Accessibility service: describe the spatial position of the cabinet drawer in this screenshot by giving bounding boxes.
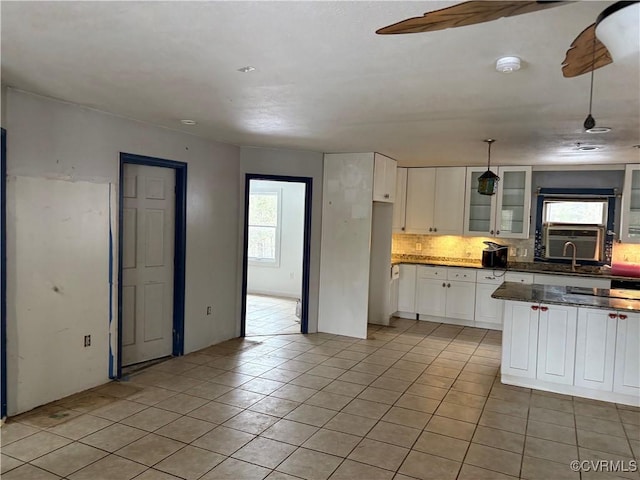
[505,272,534,284]
[447,268,476,283]
[476,270,503,285]
[417,266,447,280]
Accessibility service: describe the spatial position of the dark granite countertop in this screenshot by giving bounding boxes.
[491,282,640,312]
[391,255,636,280]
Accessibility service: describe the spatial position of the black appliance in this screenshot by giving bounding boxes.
[482,241,508,268]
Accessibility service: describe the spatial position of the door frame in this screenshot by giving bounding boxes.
[241,174,312,336]
[1,128,6,417]
[116,152,187,378]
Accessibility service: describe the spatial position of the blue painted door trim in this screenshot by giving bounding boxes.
[1,128,6,417]
[117,153,187,378]
[241,174,312,336]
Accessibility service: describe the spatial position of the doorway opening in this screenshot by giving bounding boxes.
[241,175,312,337]
[117,153,187,378]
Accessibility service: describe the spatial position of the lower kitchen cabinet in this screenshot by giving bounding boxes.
[503,301,577,383]
[614,311,640,396]
[536,304,577,385]
[575,308,617,391]
[475,270,504,329]
[397,264,417,315]
[502,301,539,379]
[575,308,640,396]
[416,267,475,321]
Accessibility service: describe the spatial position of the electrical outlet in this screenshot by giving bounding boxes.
[416,243,422,251]
[84,335,91,347]
[206,306,212,315]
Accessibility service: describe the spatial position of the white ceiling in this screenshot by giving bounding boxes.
[1,1,639,167]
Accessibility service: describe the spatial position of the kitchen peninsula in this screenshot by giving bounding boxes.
[493,282,640,407]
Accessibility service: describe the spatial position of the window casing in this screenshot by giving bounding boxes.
[248,189,281,266]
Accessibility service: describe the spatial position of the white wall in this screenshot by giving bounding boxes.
[318,153,374,339]
[239,147,323,333]
[247,180,304,299]
[5,89,240,415]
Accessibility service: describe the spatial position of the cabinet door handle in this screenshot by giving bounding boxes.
[496,230,500,235]
[540,306,548,312]
[490,230,494,235]
[485,276,495,280]
[609,313,618,319]
[401,227,405,231]
[434,228,437,232]
[531,305,539,311]
[619,314,628,320]
[447,283,451,288]
[429,227,433,232]
[384,193,390,198]
[442,282,446,288]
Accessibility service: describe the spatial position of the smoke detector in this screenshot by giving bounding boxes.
[496,56,521,73]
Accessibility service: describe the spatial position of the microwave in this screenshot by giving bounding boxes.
[544,225,602,261]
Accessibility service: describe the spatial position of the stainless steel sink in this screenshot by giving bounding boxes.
[565,286,640,301]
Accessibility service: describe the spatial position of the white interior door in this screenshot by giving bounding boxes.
[122,164,175,366]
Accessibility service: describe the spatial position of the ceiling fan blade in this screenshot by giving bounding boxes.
[376,1,569,35]
[562,23,613,78]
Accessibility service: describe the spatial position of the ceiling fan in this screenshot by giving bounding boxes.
[376,1,639,78]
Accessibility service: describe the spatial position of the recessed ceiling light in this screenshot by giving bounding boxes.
[576,143,601,151]
[585,126,612,133]
[237,66,256,73]
[496,56,521,73]
[180,119,197,126]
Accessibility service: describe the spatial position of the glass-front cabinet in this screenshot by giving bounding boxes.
[464,166,532,239]
[621,164,640,243]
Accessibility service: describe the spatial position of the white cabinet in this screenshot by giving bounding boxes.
[405,167,466,235]
[464,166,532,239]
[392,167,408,232]
[621,164,640,243]
[537,304,577,385]
[502,301,539,379]
[416,266,475,321]
[533,274,610,289]
[373,153,397,203]
[397,264,417,314]
[475,271,504,329]
[503,300,577,382]
[614,311,640,396]
[416,266,447,317]
[575,308,618,391]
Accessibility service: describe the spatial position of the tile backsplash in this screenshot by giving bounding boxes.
[393,234,640,266]
[392,234,534,263]
[612,243,640,265]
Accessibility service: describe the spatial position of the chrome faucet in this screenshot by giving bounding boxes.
[563,241,579,272]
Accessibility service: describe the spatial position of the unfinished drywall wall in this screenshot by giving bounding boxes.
[239,147,323,334]
[5,89,240,415]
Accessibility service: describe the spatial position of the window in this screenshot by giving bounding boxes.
[248,189,281,265]
[543,200,607,225]
[534,188,616,265]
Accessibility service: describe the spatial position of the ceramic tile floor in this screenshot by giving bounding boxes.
[246,294,300,336]
[1,318,639,480]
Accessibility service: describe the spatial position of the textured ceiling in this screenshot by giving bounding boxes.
[1,1,639,167]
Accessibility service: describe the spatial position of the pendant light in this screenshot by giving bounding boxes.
[583,29,597,130]
[478,139,500,196]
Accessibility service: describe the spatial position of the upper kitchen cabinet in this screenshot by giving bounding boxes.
[372,153,397,203]
[621,164,640,243]
[405,167,466,235]
[464,166,532,239]
[392,167,407,232]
